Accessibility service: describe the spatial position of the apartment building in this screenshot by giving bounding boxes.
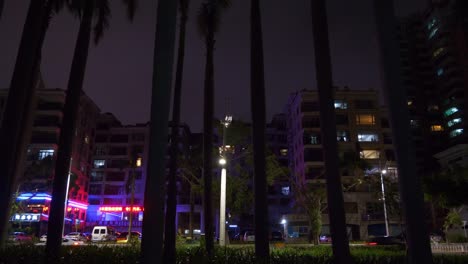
[0,88,100,233]
[284,88,398,240]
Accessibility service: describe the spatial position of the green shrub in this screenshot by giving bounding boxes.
[1,245,468,264]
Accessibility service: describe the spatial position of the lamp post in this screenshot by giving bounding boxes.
[281,218,287,241]
[380,169,390,237]
[219,115,232,246]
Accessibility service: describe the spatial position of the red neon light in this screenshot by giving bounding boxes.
[99,206,144,212]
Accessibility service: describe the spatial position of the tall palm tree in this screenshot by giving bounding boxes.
[0,0,59,248]
[250,0,269,262]
[373,1,433,263]
[140,0,178,263]
[45,0,136,261]
[310,1,353,263]
[163,0,190,263]
[198,0,230,256]
[0,0,4,19]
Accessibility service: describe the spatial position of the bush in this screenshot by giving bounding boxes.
[1,245,468,264]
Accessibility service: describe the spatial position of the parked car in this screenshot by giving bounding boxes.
[270,231,284,241]
[64,232,87,241]
[366,235,405,248]
[243,230,255,242]
[91,226,118,242]
[9,232,32,242]
[35,238,84,246]
[116,231,142,243]
[319,234,332,243]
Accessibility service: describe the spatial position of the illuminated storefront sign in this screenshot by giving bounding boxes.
[98,206,144,212]
[11,213,41,222]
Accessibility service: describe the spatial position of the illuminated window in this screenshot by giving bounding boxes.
[430,125,444,132]
[356,114,376,125]
[280,149,288,156]
[337,131,350,142]
[357,133,379,142]
[449,129,464,138]
[447,118,462,127]
[38,149,54,160]
[359,150,380,159]
[437,68,444,76]
[93,159,106,168]
[433,47,445,57]
[334,100,348,110]
[407,100,413,106]
[281,186,290,196]
[444,107,459,117]
[84,136,90,144]
[428,27,439,39]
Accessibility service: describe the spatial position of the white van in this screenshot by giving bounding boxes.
[91,226,117,242]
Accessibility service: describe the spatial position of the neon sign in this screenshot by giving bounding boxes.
[99,206,144,212]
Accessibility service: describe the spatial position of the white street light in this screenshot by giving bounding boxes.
[219,115,232,246]
[380,168,390,237]
[281,219,286,225]
[219,158,227,166]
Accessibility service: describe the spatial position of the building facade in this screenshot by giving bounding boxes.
[0,88,100,234]
[284,88,398,240]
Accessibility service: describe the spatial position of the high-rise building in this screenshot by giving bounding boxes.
[86,113,198,232]
[399,0,468,168]
[284,88,397,239]
[0,88,100,234]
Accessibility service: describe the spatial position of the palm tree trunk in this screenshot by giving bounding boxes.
[202,13,215,258]
[127,167,136,239]
[373,1,433,263]
[310,1,353,263]
[45,0,93,262]
[140,0,178,263]
[0,0,4,20]
[163,2,189,263]
[0,0,47,249]
[189,186,194,239]
[250,0,269,262]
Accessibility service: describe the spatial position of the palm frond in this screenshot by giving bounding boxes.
[121,0,137,21]
[67,0,85,18]
[93,0,111,44]
[179,0,189,15]
[197,0,231,37]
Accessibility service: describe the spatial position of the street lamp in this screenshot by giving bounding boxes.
[219,115,232,246]
[380,169,390,237]
[281,218,287,240]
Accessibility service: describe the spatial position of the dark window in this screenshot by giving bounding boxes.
[335,114,349,125]
[95,134,107,143]
[109,159,129,169]
[383,133,392,144]
[385,149,396,161]
[104,185,124,195]
[109,147,127,156]
[89,184,102,195]
[381,118,390,128]
[31,132,58,144]
[90,171,104,182]
[110,134,128,143]
[301,102,319,112]
[106,171,126,182]
[337,130,350,142]
[33,115,61,127]
[355,100,374,109]
[302,117,320,128]
[305,167,324,179]
[304,149,323,162]
[132,133,145,141]
[37,101,63,111]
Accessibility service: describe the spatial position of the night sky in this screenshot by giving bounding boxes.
[0,0,427,131]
